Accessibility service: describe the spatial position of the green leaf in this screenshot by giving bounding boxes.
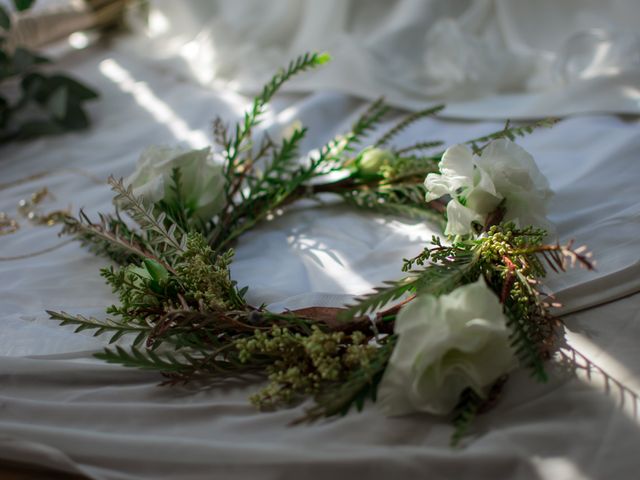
[50,74,99,100]
[11,47,47,74]
[0,94,9,128]
[20,72,46,100]
[14,119,64,139]
[375,105,444,147]
[0,49,9,68]
[46,86,68,119]
[58,103,89,129]
[0,5,10,30]
[143,259,169,283]
[316,52,331,65]
[450,388,483,447]
[13,0,36,12]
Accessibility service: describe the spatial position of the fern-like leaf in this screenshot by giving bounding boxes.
[395,141,444,156]
[48,310,149,346]
[463,118,559,154]
[375,105,444,147]
[109,176,187,257]
[95,345,201,372]
[342,248,479,319]
[450,388,483,447]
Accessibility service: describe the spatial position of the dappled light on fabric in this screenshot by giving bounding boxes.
[99,58,210,147]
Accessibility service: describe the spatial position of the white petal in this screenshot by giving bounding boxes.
[378,279,517,416]
[465,170,502,215]
[424,173,455,201]
[444,199,481,236]
[439,144,476,191]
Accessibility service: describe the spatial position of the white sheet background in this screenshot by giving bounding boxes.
[124,0,640,118]
[1,1,640,478]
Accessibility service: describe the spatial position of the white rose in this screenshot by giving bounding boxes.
[378,278,517,416]
[424,139,553,236]
[123,145,226,221]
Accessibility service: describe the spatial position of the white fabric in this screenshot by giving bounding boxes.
[122,0,640,118]
[1,5,640,479]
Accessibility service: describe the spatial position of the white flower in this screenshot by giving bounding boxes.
[424,139,553,236]
[378,278,517,416]
[123,145,226,221]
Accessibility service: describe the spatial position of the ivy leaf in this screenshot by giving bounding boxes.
[12,0,36,12]
[0,5,10,30]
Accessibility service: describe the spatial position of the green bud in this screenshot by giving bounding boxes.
[357,147,395,175]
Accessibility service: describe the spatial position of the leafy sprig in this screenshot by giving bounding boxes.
[0,0,99,143]
[375,105,444,147]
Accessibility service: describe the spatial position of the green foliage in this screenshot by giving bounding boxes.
[0,6,10,30]
[236,325,376,409]
[450,388,483,447]
[394,141,444,156]
[13,0,36,11]
[221,52,329,185]
[475,224,593,382]
[295,335,397,423]
[463,118,559,155]
[212,95,390,252]
[375,105,444,147]
[60,209,152,265]
[48,310,150,346]
[175,233,244,311]
[109,176,187,260]
[155,168,192,232]
[95,345,204,373]
[342,240,480,319]
[0,0,99,144]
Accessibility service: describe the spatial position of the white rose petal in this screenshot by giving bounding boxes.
[424,139,553,235]
[378,278,517,416]
[122,145,226,221]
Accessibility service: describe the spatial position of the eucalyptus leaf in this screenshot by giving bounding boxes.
[12,0,36,12]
